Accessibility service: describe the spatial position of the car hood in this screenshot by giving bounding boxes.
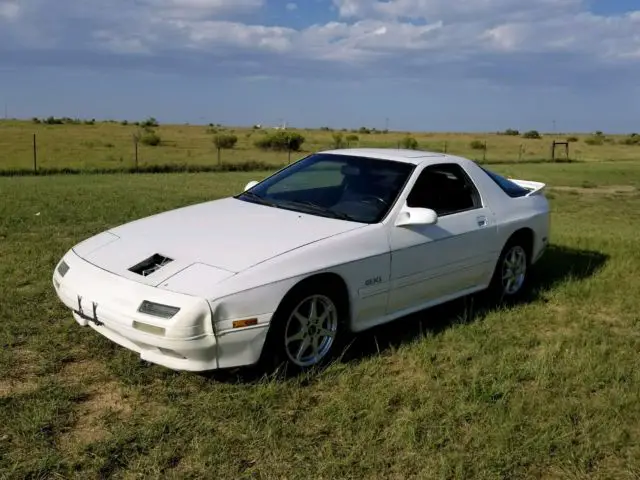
[72,197,365,287]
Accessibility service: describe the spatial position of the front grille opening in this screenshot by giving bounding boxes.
[129,254,174,277]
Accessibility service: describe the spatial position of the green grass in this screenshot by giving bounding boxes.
[1,119,639,172]
[2,162,640,478]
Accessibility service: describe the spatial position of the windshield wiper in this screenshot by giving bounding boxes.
[283,200,357,221]
[238,191,279,207]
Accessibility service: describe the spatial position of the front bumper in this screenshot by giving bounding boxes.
[53,250,270,372]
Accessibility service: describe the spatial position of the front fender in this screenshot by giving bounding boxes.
[209,274,306,332]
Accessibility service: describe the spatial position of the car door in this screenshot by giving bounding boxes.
[387,162,498,313]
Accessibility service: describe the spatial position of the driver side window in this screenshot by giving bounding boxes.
[406,163,482,216]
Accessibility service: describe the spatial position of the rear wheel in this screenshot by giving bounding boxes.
[488,237,531,301]
[259,282,348,375]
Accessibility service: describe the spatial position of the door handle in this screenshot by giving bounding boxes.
[477,215,487,227]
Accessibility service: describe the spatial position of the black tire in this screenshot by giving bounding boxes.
[258,280,349,376]
[487,236,531,303]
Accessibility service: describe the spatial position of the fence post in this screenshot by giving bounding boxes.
[443,141,448,153]
[518,144,523,161]
[33,133,37,173]
[133,134,139,169]
[482,140,487,162]
[217,147,221,166]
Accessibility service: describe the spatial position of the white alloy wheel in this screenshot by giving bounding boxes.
[501,245,528,295]
[283,294,338,367]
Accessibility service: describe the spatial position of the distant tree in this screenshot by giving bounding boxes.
[522,130,542,139]
[331,132,346,148]
[255,131,305,151]
[619,134,640,145]
[213,133,238,165]
[470,140,486,150]
[400,136,418,150]
[141,117,159,128]
[213,133,238,149]
[345,134,359,147]
[139,127,161,146]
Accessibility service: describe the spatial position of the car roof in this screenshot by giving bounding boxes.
[320,148,454,166]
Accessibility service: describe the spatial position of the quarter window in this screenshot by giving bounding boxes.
[406,163,482,216]
[479,166,531,198]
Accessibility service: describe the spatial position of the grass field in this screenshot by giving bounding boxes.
[1,119,639,171]
[2,161,640,478]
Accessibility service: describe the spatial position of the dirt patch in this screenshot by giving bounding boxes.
[0,348,43,398]
[0,378,39,398]
[550,185,636,195]
[58,380,133,449]
[9,348,41,373]
[58,358,106,382]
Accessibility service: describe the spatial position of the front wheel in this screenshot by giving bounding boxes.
[259,283,348,375]
[283,293,339,368]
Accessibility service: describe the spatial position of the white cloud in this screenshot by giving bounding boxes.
[174,20,295,52]
[0,0,639,87]
[143,0,264,19]
[0,1,20,20]
[286,2,298,11]
[332,0,582,21]
[93,31,154,54]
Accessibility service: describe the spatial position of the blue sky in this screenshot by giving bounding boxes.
[0,0,639,132]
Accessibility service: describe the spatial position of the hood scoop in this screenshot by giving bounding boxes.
[128,253,174,277]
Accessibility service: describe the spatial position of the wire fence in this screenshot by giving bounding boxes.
[3,127,637,176]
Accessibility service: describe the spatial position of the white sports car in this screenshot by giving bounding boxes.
[52,148,550,373]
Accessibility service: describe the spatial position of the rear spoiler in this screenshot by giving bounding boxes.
[509,178,547,197]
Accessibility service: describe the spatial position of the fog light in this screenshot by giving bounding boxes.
[132,321,166,336]
[138,300,180,319]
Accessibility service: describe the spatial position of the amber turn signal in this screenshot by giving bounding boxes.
[232,318,258,328]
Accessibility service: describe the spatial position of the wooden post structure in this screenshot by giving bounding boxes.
[551,141,570,162]
[518,144,524,161]
[33,133,37,173]
[482,140,487,162]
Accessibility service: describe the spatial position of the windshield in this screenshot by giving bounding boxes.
[235,153,415,223]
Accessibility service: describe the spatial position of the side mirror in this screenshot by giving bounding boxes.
[244,180,259,191]
[395,206,438,227]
